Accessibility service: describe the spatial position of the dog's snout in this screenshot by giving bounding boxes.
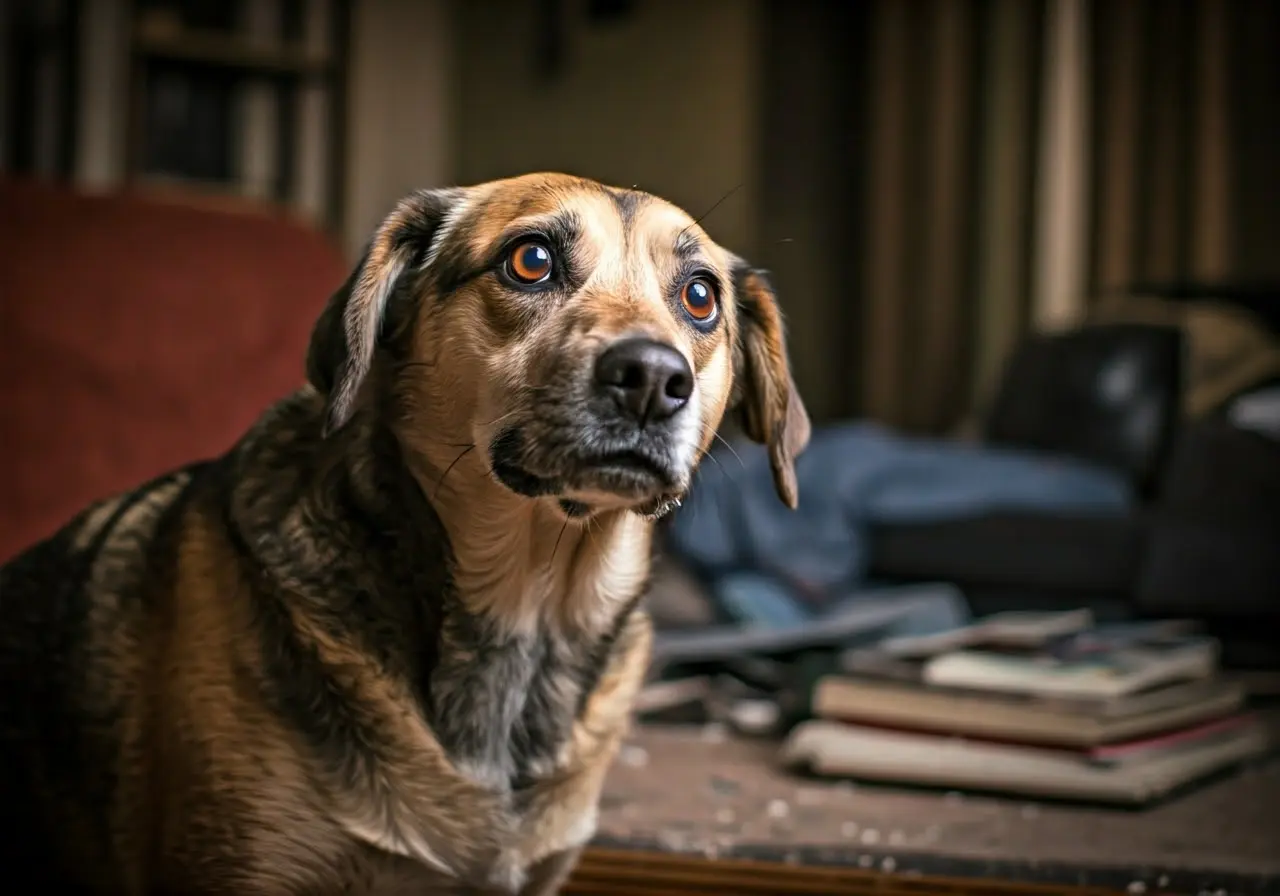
[594,338,693,425]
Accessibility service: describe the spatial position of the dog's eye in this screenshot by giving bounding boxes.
[506,241,555,284]
[680,278,718,323]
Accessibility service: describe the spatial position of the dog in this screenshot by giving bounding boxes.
[0,172,809,894]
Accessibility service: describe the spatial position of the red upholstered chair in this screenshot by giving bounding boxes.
[0,177,349,561]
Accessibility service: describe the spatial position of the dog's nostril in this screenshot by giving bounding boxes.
[595,337,694,425]
[665,369,693,401]
[615,362,646,392]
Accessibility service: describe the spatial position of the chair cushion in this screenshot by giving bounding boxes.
[1136,415,1280,616]
[982,323,1183,491]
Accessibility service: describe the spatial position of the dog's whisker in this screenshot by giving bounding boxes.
[712,430,745,469]
[550,516,572,564]
[434,444,476,498]
[477,408,521,428]
[679,183,743,241]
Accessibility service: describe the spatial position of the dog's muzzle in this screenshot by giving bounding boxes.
[488,337,698,515]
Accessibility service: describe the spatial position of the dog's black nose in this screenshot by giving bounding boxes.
[594,338,693,425]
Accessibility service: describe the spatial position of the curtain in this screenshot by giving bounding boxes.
[858,0,1043,434]
[1089,0,1279,294]
[850,0,1275,435]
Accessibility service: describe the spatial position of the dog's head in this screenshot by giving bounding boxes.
[307,173,809,519]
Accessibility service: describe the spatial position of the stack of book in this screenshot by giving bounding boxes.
[635,584,968,726]
[781,610,1272,805]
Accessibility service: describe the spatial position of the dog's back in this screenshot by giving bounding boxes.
[0,450,372,893]
[0,464,204,887]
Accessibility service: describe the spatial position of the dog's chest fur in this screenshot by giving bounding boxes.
[432,616,583,784]
[322,601,645,894]
[338,636,626,893]
[331,578,645,891]
[228,395,650,891]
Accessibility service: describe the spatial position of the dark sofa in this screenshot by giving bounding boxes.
[867,318,1280,667]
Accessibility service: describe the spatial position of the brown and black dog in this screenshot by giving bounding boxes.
[0,173,809,894]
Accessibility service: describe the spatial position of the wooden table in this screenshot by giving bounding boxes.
[565,726,1280,896]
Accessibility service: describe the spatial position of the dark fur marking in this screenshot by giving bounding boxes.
[574,593,646,718]
[672,230,704,264]
[221,405,452,786]
[609,188,644,229]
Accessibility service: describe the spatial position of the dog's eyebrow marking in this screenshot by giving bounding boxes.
[659,230,715,280]
[467,208,590,298]
[672,231,705,264]
[489,209,583,262]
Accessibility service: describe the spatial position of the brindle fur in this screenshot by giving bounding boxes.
[0,173,809,895]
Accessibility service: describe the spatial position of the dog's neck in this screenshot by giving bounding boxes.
[396,433,655,788]
[232,392,654,788]
[406,450,654,642]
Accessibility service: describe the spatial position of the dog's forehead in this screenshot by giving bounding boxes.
[458,176,723,271]
[577,193,718,276]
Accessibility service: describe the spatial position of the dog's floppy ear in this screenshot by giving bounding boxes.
[307,187,464,435]
[728,255,811,509]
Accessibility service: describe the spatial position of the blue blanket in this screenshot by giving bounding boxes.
[666,422,1133,620]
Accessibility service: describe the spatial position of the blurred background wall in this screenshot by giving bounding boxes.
[4,0,1277,434]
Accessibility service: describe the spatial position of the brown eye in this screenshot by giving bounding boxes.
[507,241,554,284]
[680,278,717,323]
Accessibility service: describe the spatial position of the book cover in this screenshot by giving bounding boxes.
[810,673,1247,747]
[921,633,1219,700]
[781,716,1270,805]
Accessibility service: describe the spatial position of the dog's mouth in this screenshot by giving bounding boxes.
[488,427,686,516]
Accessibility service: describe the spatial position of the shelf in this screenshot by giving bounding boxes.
[122,3,350,236]
[132,23,334,78]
